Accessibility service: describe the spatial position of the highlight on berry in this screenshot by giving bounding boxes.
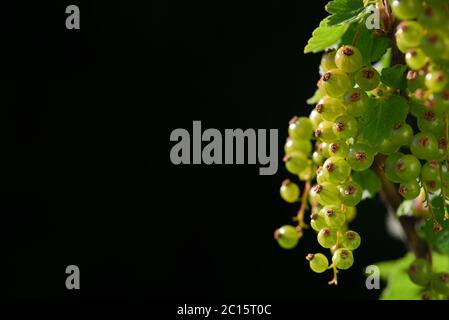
[275,0,449,300]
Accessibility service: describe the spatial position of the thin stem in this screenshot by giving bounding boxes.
[421,178,440,229]
[296,181,311,229]
[328,264,339,286]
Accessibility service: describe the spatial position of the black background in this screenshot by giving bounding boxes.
[3,0,406,300]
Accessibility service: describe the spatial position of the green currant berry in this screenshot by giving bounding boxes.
[390,0,422,20]
[323,157,352,184]
[284,137,312,155]
[288,116,314,140]
[410,132,439,160]
[321,205,346,229]
[378,138,400,155]
[405,48,428,71]
[284,152,308,175]
[425,70,448,93]
[309,109,324,129]
[275,225,301,250]
[343,88,369,117]
[385,152,405,183]
[312,183,341,206]
[348,143,375,171]
[333,115,359,140]
[338,181,363,207]
[391,122,414,146]
[421,32,446,60]
[408,258,432,286]
[341,230,361,250]
[395,21,423,48]
[335,45,363,73]
[319,69,352,98]
[354,66,380,91]
[306,253,329,273]
[328,141,349,158]
[315,96,346,121]
[315,120,337,143]
[399,180,421,200]
[317,227,337,249]
[332,248,354,270]
[431,273,449,295]
[280,179,300,203]
[321,50,337,72]
[310,210,327,232]
[394,154,422,182]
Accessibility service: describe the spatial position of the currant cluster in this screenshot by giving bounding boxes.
[275,0,449,288]
[408,258,449,299]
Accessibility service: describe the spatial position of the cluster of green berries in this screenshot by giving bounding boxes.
[275,0,449,286]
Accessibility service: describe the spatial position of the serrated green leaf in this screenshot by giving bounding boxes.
[341,24,390,64]
[325,0,365,26]
[306,89,323,105]
[381,64,408,90]
[304,17,349,54]
[352,169,381,199]
[359,95,409,147]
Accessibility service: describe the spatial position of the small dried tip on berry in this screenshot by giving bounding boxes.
[274,229,281,240]
[437,74,446,82]
[306,253,315,261]
[322,228,330,236]
[434,223,443,233]
[398,186,407,196]
[393,122,402,130]
[322,72,332,82]
[316,104,324,113]
[336,122,345,132]
[419,137,430,147]
[310,213,318,221]
[282,154,291,162]
[330,144,339,153]
[355,152,367,162]
[342,46,354,56]
[430,160,439,169]
[326,162,336,173]
[314,129,322,138]
[409,264,418,276]
[442,90,449,100]
[426,180,437,190]
[424,111,435,121]
[289,116,299,125]
[346,231,356,240]
[281,179,291,186]
[440,273,449,282]
[395,162,405,172]
[345,185,356,195]
[325,209,335,217]
[350,92,361,102]
[407,70,417,80]
[429,34,439,44]
[363,69,374,79]
[340,250,349,259]
[421,292,431,300]
[439,138,448,149]
[313,184,323,194]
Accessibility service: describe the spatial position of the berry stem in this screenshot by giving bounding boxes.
[420,178,440,229]
[328,263,339,286]
[296,181,311,229]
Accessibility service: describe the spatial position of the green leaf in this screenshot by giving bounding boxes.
[341,24,391,64]
[374,48,392,73]
[306,89,323,105]
[374,252,449,300]
[304,17,349,54]
[352,169,381,199]
[359,95,409,147]
[381,65,408,90]
[325,0,365,26]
